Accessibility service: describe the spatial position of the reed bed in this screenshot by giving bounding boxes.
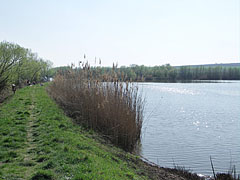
[48,62,144,151]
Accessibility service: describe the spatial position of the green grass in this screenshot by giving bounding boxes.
[0,85,148,180]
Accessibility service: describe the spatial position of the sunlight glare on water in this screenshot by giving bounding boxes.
[138,81,240,176]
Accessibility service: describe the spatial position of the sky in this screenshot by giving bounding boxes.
[0,0,239,67]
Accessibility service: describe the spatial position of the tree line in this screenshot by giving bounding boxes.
[55,63,240,82]
[117,64,240,81]
[0,41,53,100]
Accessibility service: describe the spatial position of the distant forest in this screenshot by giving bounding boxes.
[54,63,240,81]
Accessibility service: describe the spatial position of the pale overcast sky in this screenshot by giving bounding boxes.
[0,0,239,67]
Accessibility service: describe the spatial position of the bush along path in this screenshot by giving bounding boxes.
[0,85,191,180]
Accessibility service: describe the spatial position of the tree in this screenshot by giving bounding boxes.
[0,41,53,96]
[0,41,26,92]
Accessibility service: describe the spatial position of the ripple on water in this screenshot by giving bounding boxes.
[140,81,240,176]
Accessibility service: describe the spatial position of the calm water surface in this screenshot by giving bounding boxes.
[139,81,240,176]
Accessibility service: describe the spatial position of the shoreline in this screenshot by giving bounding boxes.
[0,85,237,180]
[0,85,191,179]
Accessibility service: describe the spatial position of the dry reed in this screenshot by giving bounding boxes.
[48,62,144,151]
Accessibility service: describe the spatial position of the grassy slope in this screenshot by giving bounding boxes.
[0,85,149,180]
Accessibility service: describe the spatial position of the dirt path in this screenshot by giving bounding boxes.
[23,105,36,177]
[21,90,39,179]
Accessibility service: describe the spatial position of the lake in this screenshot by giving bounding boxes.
[138,81,240,176]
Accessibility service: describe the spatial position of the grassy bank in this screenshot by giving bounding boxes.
[0,85,145,179]
[0,85,192,180]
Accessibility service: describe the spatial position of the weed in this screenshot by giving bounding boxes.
[210,156,240,180]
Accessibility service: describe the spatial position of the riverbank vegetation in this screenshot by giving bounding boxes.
[0,85,146,179]
[0,85,238,179]
[0,41,53,102]
[0,85,195,180]
[48,62,144,151]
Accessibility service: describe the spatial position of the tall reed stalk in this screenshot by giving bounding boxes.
[48,62,144,151]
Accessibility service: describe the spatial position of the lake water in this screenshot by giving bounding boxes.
[138,81,240,176]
